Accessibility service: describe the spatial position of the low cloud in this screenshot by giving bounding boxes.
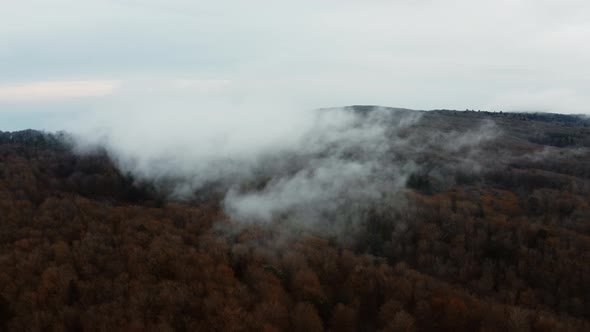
[70,98,498,234]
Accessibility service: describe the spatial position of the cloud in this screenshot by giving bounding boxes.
[1,0,590,115]
[70,100,498,234]
[0,80,120,102]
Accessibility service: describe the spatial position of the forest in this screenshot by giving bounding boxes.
[1,108,590,331]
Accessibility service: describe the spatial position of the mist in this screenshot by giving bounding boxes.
[68,86,499,232]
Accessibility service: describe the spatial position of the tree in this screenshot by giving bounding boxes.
[291,302,324,332]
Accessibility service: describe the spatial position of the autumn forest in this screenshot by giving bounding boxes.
[1,108,590,331]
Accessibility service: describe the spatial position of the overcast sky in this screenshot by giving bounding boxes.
[1,0,589,130]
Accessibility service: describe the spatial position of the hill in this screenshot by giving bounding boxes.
[0,108,589,331]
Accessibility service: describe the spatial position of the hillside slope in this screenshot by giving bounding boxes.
[1,108,589,331]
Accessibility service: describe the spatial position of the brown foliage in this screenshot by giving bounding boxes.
[1,133,590,331]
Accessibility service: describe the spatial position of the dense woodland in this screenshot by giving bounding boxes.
[1,110,590,331]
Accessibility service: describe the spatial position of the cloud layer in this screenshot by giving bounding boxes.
[1,0,589,120]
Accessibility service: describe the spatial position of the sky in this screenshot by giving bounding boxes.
[1,0,589,130]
